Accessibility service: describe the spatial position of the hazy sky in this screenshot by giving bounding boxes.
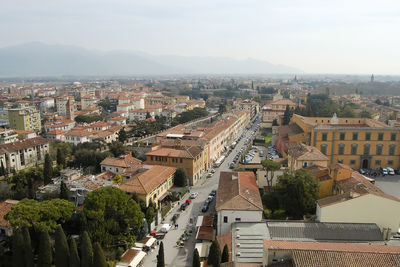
[1,0,400,74]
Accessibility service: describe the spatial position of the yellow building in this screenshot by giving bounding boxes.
[119,165,176,208]
[288,114,400,169]
[8,107,41,132]
[146,143,207,186]
[305,165,333,199]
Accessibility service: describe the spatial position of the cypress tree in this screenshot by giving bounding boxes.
[43,154,53,184]
[80,231,93,267]
[22,227,34,267]
[221,244,229,263]
[207,239,221,267]
[192,248,200,267]
[55,225,70,267]
[12,229,24,267]
[0,160,5,176]
[60,181,70,200]
[157,241,165,267]
[37,230,52,267]
[57,148,66,167]
[69,238,80,267]
[93,242,107,267]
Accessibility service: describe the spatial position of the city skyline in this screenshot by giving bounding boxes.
[2,0,400,74]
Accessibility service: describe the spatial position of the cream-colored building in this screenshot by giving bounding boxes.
[262,99,297,124]
[317,171,400,232]
[288,144,329,170]
[120,165,176,208]
[8,106,41,132]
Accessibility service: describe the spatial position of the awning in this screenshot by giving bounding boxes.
[195,242,212,258]
[117,248,146,267]
[196,226,214,241]
[129,250,146,267]
[135,236,156,248]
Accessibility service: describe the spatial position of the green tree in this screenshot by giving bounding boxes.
[145,201,156,224]
[12,229,24,267]
[339,105,356,117]
[22,227,34,267]
[112,174,123,185]
[221,244,229,263]
[69,238,80,267]
[60,181,70,200]
[218,104,227,114]
[261,160,281,191]
[359,110,372,118]
[83,187,144,247]
[275,169,319,219]
[57,148,66,167]
[282,105,292,125]
[43,153,53,184]
[208,239,221,267]
[174,167,188,187]
[0,160,5,176]
[118,128,128,143]
[6,198,75,233]
[74,115,103,124]
[193,248,200,267]
[157,241,165,267]
[109,141,126,157]
[37,230,52,267]
[375,99,383,105]
[80,231,93,267]
[55,225,70,267]
[93,242,107,267]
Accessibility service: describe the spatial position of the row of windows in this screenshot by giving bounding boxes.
[346,159,394,166]
[321,132,396,141]
[223,216,241,223]
[150,156,183,163]
[320,144,396,156]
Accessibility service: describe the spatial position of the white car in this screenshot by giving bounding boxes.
[387,167,395,175]
[190,192,199,199]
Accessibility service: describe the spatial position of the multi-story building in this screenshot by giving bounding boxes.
[145,142,207,186]
[235,98,260,119]
[280,114,400,169]
[56,95,75,120]
[216,171,263,235]
[81,96,98,110]
[120,165,176,208]
[262,99,297,124]
[0,136,49,171]
[8,106,41,132]
[0,129,18,144]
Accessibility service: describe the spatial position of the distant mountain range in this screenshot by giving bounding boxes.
[0,42,302,77]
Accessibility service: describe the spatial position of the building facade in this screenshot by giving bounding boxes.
[8,107,41,132]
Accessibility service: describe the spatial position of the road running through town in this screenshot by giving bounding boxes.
[141,116,261,267]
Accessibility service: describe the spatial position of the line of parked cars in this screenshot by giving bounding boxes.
[359,167,398,177]
[202,190,216,212]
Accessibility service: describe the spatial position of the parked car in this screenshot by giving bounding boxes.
[359,168,366,175]
[201,205,209,212]
[159,224,171,233]
[185,199,192,205]
[387,167,395,175]
[190,192,199,199]
[229,162,235,169]
[381,167,388,175]
[210,189,217,196]
[151,231,166,239]
[208,195,214,202]
[211,169,216,173]
[180,203,187,211]
[207,172,213,178]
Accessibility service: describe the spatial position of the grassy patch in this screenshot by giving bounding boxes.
[264,133,272,145]
[161,202,172,218]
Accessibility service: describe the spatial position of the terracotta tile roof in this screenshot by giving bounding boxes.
[46,130,67,135]
[0,137,48,152]
[292,250,400,267]
[100,154,142,168]
[330,163,352,170]
[196,226,214,241]
[216,171,263,211]
[318,171,400,207]
[108,116,125,121]
[217,232,232,262]
[90,121,108,127]
[263,240,400,253]
[0,199,19,227]
[296,145,328,161]
[146,146,201,159]
[91,130,114,139]
[120,165,175,194]
[64,130,93,137]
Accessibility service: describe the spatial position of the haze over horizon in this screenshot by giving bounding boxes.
[2,0,400,75]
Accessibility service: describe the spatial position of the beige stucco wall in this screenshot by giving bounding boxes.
[317,193,400,232]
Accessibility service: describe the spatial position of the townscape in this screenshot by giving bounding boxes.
[2,1,400,267]
[0,75,399,267]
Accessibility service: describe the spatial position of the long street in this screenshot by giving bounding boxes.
[142,116,260,267]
